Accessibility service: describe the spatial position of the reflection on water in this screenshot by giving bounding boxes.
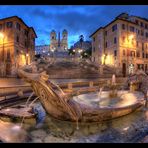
[0,92,147,143]
[0,104,148,143]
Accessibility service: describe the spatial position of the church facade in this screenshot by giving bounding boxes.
[50,29,68,52]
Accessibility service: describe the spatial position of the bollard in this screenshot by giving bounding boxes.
[89,81,93,88]
[17,89,24,97]
[68,83,73,90]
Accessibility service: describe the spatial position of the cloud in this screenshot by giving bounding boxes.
[0,5,148,47]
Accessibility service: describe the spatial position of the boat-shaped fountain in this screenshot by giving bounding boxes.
[16,67,145,125]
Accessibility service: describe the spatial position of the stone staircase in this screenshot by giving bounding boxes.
[36,59,123,79]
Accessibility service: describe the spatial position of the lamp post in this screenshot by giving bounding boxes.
[26,53,29,65]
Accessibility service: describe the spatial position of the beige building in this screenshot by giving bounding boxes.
[50,29,68,51]
[90,13,148,76]
[0,16,37,77]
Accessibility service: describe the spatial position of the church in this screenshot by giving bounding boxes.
[50,29,68,52]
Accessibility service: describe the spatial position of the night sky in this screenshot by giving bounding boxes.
[0,5,148,48]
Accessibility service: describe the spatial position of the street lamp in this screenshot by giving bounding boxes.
[26,53,29,65]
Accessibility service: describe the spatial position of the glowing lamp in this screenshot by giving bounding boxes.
[0,32,4,39]
[128,34,134,40]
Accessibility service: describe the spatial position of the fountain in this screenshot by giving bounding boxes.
[108,74,118,98]
[17,68,145,124]
[0,66,147,143]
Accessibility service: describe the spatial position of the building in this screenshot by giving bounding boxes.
[73,40,92,54]
[90,13,148,76]
[35,45,50,56]
[50,29,68,52]
[0,16,37,77]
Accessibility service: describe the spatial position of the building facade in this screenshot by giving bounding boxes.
[0,16,37,77]
[35,45,50,56]
[50,29,68,52]
[90,13,148,76]
[73,40,92,52]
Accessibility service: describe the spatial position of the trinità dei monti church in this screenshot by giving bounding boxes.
[49,29,68,52]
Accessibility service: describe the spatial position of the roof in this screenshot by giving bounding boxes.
[89,13,148,38]
[0,15,37,38]
[89,27,103,38]
[30,27,37,38]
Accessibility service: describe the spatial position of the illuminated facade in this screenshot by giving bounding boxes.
[50,29,68,52]
[90,13,148,76]
[35,45,50,55]
[0,16,37,77]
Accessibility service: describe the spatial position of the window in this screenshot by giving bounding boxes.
[142,43,144,51]
[114,50,117,56]
[0,24,2,30]
[93,37,95,42]
[136,41,139,47]
[141,30,144,36]
[6,22,13,28]
[114,37,117,44]
[140,22,143,27]
[142,53,145,58]
[112,24,117,32]
[16,36,19,42]
[146,32,148,38]
[122,24,125,30]
[123,50,125,56]
[122,36,125,42]
[24,29,29,37]
[137,52,140,58]
[52,36,54,39]
[105,31,107,36]
[130,51,135,57]
[137,29,140,35]
[145,24,148,29]
[105,42,107,48]
[135,20,139,25]
[16,23,21,30]
[130,26,135,32]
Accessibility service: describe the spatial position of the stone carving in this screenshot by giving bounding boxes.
[127,70,148,97]
[18,68,144,123]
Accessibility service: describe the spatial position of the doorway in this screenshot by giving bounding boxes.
[6,62,11,76]
[122,63,126,77]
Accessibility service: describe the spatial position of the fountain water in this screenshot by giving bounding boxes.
[109,74,118,98]
[25,92,34,107]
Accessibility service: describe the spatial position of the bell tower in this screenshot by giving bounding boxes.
[61,29,68,51]
[50,30,57,50]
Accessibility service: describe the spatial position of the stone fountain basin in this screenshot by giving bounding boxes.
[70,91,145,122]
[0,106,36,124]
[73,91,144,108]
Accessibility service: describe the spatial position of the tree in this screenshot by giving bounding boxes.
[81,47,92,59]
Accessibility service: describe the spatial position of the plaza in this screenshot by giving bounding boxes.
[0,6,148,143]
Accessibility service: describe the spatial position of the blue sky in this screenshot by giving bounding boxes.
[0,5,148,48]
